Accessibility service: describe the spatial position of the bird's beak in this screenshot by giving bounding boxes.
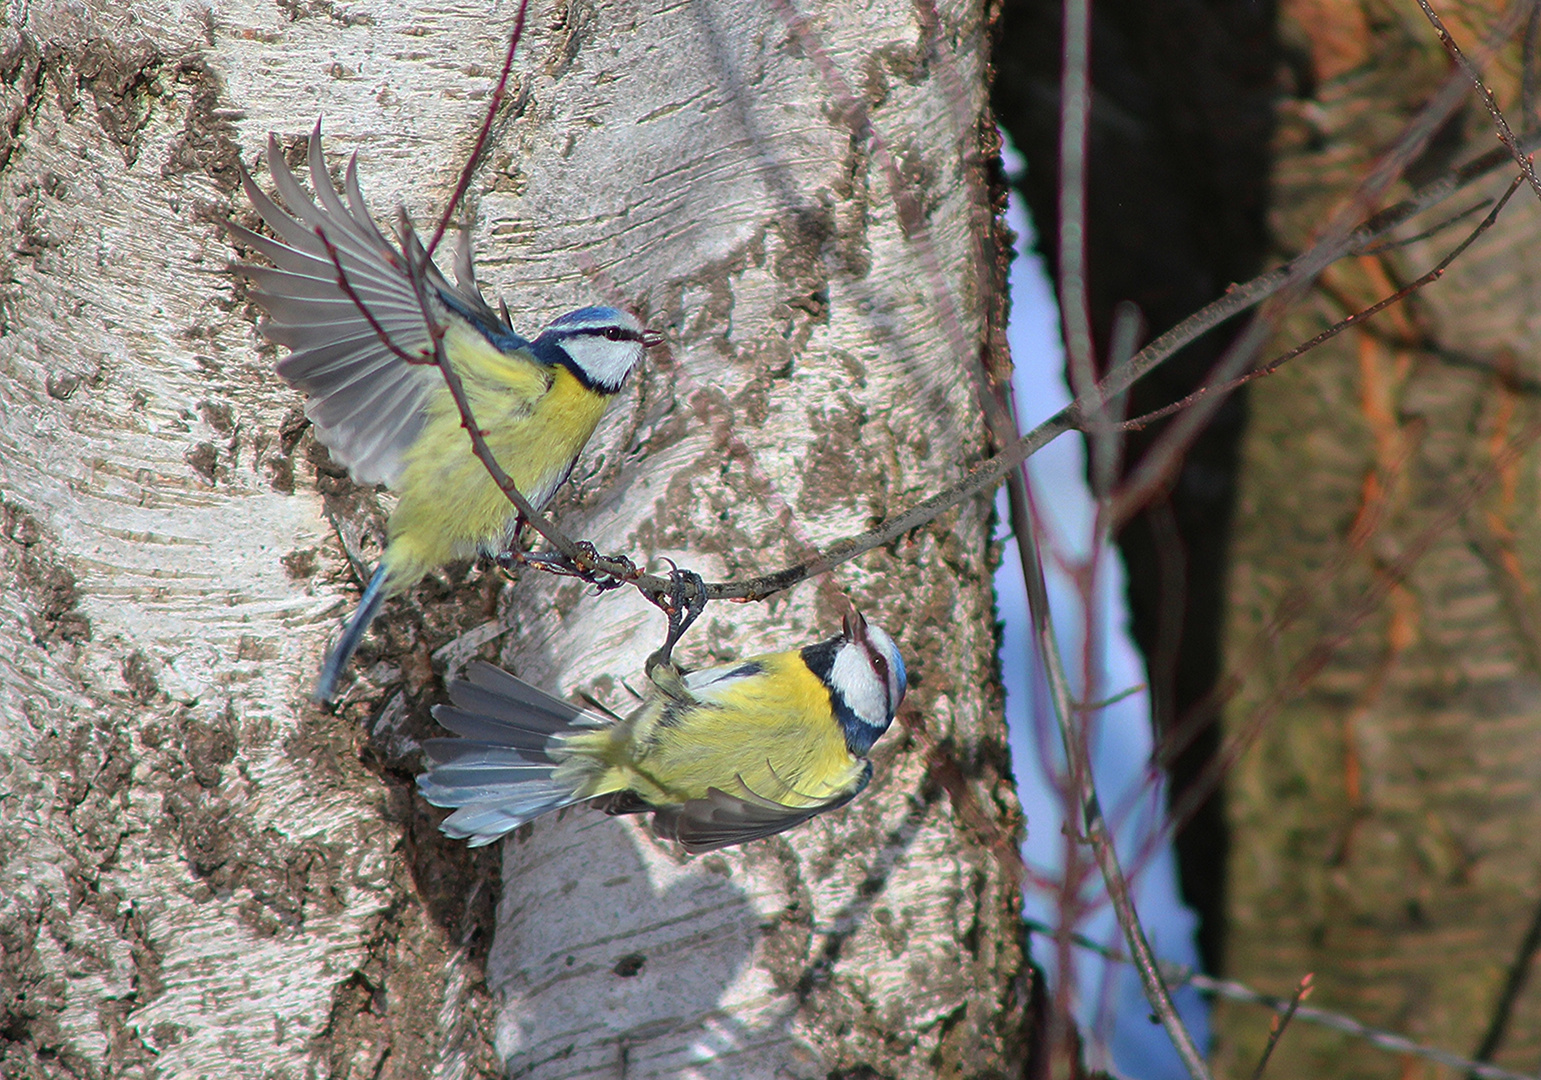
[843,609,868,641]
[642,329,665,348]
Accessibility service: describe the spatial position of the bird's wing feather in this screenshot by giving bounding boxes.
[678,659,771,706]
[662,769,870,853]
[417,735,580,843]
[229,126,512,488]
[416,753,554,800]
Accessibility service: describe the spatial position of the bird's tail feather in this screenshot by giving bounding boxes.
[313,564,389,703]
[434,789,577,847]
[433,662,599,752]
[417,661,610,846]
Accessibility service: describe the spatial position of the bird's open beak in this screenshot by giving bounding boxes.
[642,329,665,348]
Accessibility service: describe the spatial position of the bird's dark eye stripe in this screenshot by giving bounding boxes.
[579,326,642,342]
[863,641,889,685]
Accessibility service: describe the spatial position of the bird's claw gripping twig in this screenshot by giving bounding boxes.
[522,542,639,593]
[646,562,707,675]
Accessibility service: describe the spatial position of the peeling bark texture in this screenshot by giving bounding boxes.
[0,1,1026,1078]
[1216,0,1541,1075]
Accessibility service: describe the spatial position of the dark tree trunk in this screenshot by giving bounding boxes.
[993,0,1279,975]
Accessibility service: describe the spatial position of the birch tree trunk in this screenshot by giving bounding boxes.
[1214,1,1541,1075]
[0,1,1027,1077]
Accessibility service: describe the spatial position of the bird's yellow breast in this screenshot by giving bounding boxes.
[381,322,611,590]
[563,651,868,809]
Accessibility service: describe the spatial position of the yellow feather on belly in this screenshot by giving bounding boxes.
[382,322,610,590]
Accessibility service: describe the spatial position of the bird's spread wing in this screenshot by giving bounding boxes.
[655,767,871,853]
[228,124,516,488]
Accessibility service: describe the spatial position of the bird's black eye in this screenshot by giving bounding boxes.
[869,647,889,687]
[604,326,623,340]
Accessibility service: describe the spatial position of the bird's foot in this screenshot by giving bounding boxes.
[645,562,707,676]
[488,514,532,576]
[523,542,639,593]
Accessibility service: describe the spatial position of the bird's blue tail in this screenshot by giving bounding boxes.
[418,661,601,846]
[313,564,389,703]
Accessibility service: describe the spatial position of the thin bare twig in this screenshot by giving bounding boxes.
[1076,683,1147,712]
[1092,303,1139,490]
[1056,0,1100,426]
[393,211,552,547]
[1469,890,1541,1074]
[1249,974,1312,1080]
[315,228,436,367]
[1034,0,1209,1066]
[1088,130,1537,439]
[424,0,531,261]
[1013,472,1093,1065]
[1118,174,1523,433]
[1356,197,1491,254]
[1108,7,1521,527]
[1417,0,1541,204]
[1024,0,1207,1068]
[1024,919,1541,1080]
[1024,518,1211,1076]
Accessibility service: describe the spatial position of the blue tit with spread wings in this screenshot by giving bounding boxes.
[227,123,656,701]
[417,611,908,852]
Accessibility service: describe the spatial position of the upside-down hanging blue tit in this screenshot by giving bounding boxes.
[417,611,908,852]
[227,123,657,701]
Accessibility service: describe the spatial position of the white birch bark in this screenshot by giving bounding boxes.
[0,1,1025,1077]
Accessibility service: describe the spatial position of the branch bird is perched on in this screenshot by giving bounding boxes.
[227,124,658,701]
[417,611,908,852]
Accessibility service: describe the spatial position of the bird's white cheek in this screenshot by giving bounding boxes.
[830,646,890,728]
[847,683,889,729]
[561,338,642,390]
